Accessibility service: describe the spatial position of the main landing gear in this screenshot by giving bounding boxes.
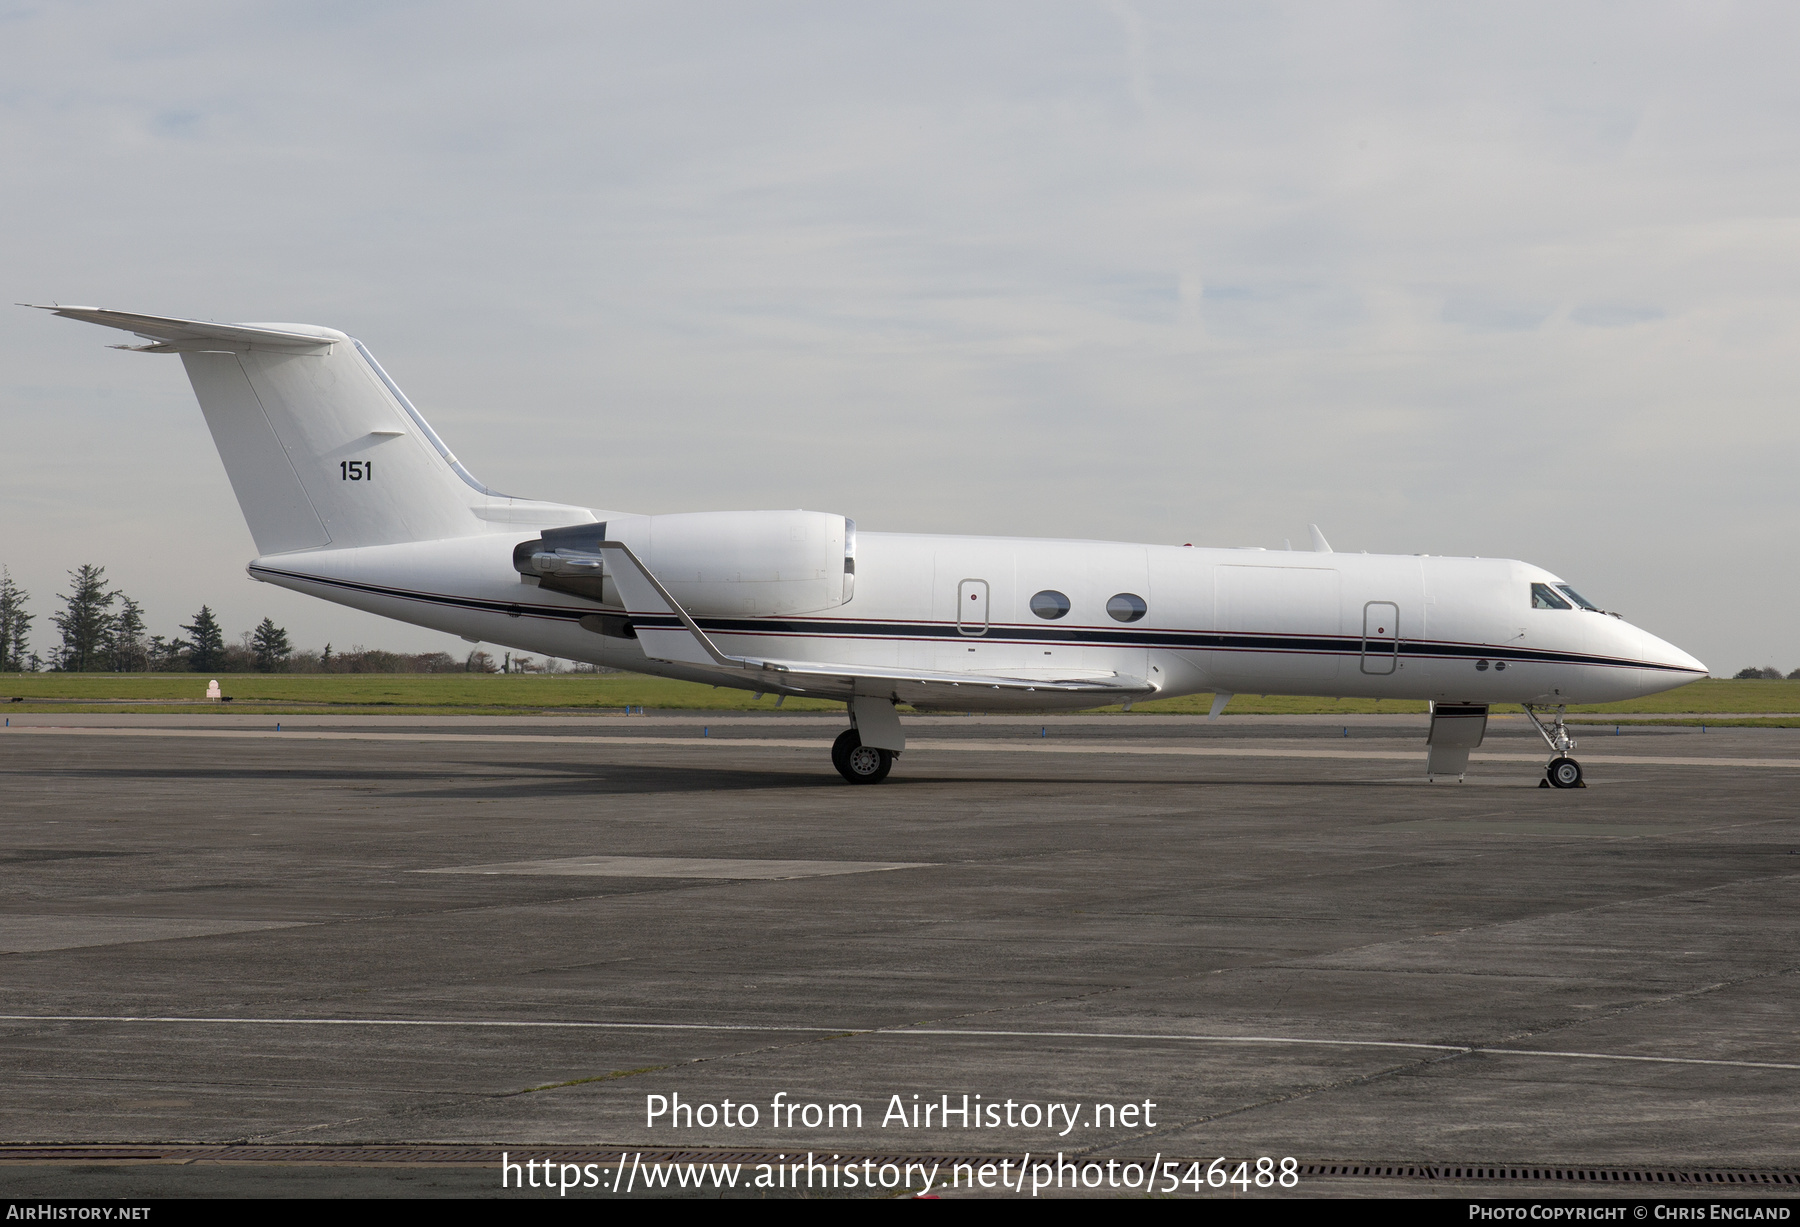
[833,696,906,784]
[832,729,896,785]
[1523,704,1585,789]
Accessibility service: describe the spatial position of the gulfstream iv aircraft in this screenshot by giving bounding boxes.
[34,306,1708,786]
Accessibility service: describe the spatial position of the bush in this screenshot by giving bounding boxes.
[286,647,468,673]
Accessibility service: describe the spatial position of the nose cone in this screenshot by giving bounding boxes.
[1660,640,1708,677]
[1613,619,1707,695]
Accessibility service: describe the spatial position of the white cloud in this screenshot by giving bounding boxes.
[2,1,1796,669]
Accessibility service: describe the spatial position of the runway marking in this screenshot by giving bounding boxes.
[1379,819,1688,837]
[1,1015,1795,1073]
[1,727,826,750]
[0,917,305,955]
[7,726,1800,770]
[420,856,935,879]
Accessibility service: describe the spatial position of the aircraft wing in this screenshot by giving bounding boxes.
[21,305,336,352]
[595,541,1153,701]
[735,656,1148,694]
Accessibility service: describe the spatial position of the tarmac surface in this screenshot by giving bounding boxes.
[2,711,1797,1200]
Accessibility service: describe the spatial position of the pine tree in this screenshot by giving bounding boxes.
[0,568,31,672]
[107,595,149,672]
[182,606,226,673]
[251,618,291,672]
[148,636,191,672]
[51,564,115,672]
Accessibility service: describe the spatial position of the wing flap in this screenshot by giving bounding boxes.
[747,657,1146,693]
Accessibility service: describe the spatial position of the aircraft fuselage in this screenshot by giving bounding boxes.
[248,529,1705,710]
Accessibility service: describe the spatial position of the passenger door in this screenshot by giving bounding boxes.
[1361,601,1399,675]
[957,579,990,636]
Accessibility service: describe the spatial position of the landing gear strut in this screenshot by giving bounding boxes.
[1523,704,1585,789]
[832,728,895,785]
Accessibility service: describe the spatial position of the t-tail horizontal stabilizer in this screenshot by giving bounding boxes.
[22,305,340,353]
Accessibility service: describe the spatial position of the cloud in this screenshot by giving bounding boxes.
[3,1,1797,669]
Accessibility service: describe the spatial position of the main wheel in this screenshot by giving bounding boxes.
[1546,756,1583,789]
[832,728,895,785]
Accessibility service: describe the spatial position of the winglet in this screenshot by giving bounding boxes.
[595,541,747,671]
[1309,524,1333,553]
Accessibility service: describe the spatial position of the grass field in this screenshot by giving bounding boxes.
[4,673,1798,722]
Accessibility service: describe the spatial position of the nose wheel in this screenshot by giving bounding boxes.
[833,728,895,784]
[1524,705,1587,789]
[1545,756,1583,789]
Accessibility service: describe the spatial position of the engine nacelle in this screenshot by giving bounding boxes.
[515,509,855,616]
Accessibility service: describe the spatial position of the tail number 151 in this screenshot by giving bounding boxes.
[340,460,373,481]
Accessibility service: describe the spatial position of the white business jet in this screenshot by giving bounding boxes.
[31,306,1707,787]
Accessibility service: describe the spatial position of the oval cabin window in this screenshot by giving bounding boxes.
[1106,593,1147,623]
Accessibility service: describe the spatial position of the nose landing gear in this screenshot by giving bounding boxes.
[1523,704,1586,788]
[1545,756,1583,788]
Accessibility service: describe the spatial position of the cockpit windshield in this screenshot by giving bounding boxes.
[1555,584,1600,611]
[1531,582,1572,610]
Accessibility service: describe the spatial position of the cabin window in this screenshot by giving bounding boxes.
[1531,582,1571,610]
[1106,593,1147,623]
[1029,590,1071,619]
[1555,584,1599,611]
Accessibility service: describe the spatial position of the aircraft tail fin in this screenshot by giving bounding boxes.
[31,305,589,553]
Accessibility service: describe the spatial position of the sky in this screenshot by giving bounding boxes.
[3,1,1796,673]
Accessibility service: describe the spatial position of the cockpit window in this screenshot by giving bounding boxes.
[1531,582,1572,610]
[1555,584,1600,611]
